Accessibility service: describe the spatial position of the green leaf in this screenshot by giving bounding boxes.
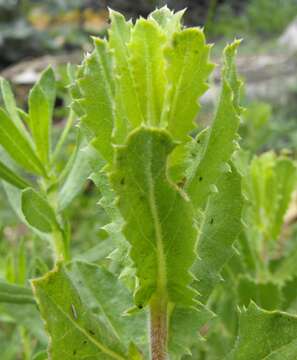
[192,165,243,302]
[28,67,56,165]
[162,28,213,140]
[226,303,297,360]
[169,304,214,359]
[32,261,147,360]
[21,188,58,233]
[149,6,185,36]
[186,40,242,209]
[0,281,34,305]
[237,275,282,311]
[110,127,197,308]
[77,38,115,162]
[2,181,50,243]
[58,140,104,210]
[0,159,30,189]
[128,18,167,126]
[242,153,297,271]
[109,10,144,133]
[0,108,46,176]
[0,77,31,142]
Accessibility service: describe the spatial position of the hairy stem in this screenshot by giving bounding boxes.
[150,295,168,360]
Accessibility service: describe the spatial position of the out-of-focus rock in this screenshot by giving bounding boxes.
[279,17,297,54]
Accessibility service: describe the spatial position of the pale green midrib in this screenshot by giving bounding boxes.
[113,20,144,125]
[78,271,122,342]
[95,48,114,121]
[143,35,155,126]
[0,117,44,175]
[40,289,126,360]
[261,338,297,359]
[168,46,189,124]
[146,138,167,295]
[29,201,55,230]
[34,94,50,162]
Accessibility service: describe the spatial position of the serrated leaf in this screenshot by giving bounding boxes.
[226,303,297,360]
[237,275,282,310]
[28,67,56,165]
[192,165,243,302]
[149,6,185,36]
[21,188,58,233]
[186,40,242,209]
[128,18,167,126]
[243,153,297,269]
[0,108,46,176]
[0,159,30,189]
[32,261,147,360]
[162,28,214,140]
[110,127,197,308]
[109,10,143,134]
[169,304,214,359]
[77,38,115,162]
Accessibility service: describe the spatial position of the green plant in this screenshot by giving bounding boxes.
[0,6,297,360]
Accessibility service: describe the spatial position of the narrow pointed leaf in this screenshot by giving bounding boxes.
[186,40,242,209]
[28,67,56,164]
[58,140,103,210]
[0,108,46,176]
[111,127,197,308]
[0,77,31,141]
[0,160,30,188]
[0,281,34,304]
[192,165,243,302]
[77,38,115,162]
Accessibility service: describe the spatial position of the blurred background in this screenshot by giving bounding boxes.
[0,1,297,359]
[1,0,297,152]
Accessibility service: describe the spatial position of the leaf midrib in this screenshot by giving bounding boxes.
[40,289,126,360]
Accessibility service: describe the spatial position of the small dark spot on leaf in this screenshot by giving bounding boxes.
[199,176,203,182]
[73,349,77,355]
[88,329,95,336]
[210,218,214,224]
[138,304,143,309]
[120,177,125,185]
[197,139,201,144]
[83,340,87,345]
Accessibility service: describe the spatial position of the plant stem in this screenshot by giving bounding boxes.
[150,294,168,360]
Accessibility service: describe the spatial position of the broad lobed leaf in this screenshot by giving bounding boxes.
[226,303,297,360]
[110,127,198,308]
[32,261,146,360]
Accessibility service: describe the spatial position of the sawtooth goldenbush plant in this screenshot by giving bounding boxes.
[0,6,297,360]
